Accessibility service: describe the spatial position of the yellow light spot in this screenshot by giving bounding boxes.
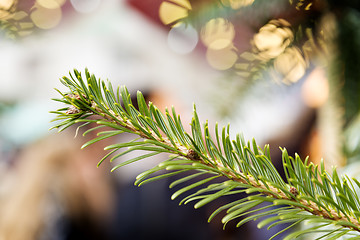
[301,68,329,108]
[12,11,27,20]
[240,51,256,61]
[159,1,190,26]
[253,19,293,60]
[0,0,16,19]
[221,0,254,9]
[19,22,34,29]
[305,3,312,10]
[168,0,191,10]
[234,63,249,70]
[206,44,238,70]
[36,0,66,9]
[274,47,306,84]
[201,18,235,50]
[236,71,250,77]
[30,3,62,29]
[0,0,15,10]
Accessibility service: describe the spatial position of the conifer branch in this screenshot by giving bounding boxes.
[51,69,360,239]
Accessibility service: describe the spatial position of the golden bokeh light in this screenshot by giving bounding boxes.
[200,18,235,50]
[168,0,191,10]
[301,68,329,108]
[253,19,293,60]
[30,3,62,29]
[274,47,306,84]
[12,10,27,20]
[0,0,35,37]
[0,0,16,19]
[206,44,238,70]
[0,0,15,10]
[13,11,34,36]
[220,0,254,9]
[159,0,191,26]
[36,0,66,9]
[239,51,256,61]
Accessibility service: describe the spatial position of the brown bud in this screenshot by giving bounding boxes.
[186,149,200,160]
[66,105,81,115]
[290,186,298,197]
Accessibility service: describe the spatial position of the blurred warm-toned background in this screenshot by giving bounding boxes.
[1,0,360,239]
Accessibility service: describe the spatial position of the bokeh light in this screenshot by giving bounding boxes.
[0,0,15,11]
[0,0,16,19]
[200,17,238,70]
[70,0,101,13]
[253,19,293,60]
[220,0,254,9]
[301,67,329,108]
[206,43,238,70]
[200,18,235,50]
[167,22,198,54]
[159,0,191,26]
[274,46,306,84]
[30,3,62,29]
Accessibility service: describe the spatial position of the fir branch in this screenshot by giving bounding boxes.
[51,69,360,239]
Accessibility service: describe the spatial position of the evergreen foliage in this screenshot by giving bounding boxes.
[51,69,360,239]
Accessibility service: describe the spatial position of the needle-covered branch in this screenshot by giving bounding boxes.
[51,69,360,239]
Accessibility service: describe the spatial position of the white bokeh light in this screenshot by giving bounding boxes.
[167,23,198,54]
[70,0,101,13]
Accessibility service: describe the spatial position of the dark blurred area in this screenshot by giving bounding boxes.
[1,0,360,239]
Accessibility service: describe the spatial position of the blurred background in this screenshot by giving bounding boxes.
[1,0,360,239]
